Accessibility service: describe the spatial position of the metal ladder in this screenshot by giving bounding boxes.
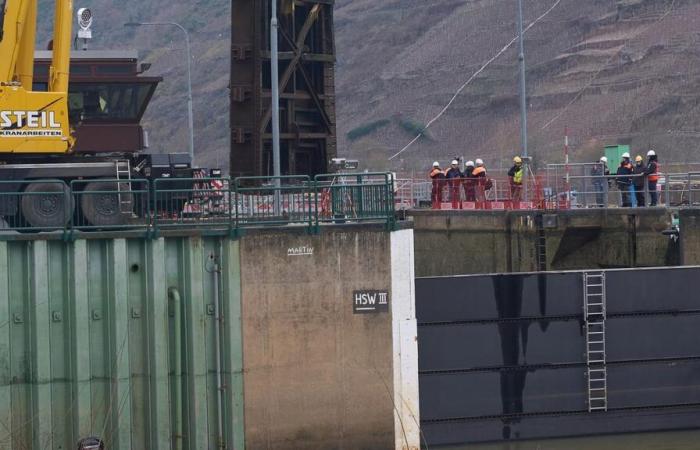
[115,160,133,214]
[584,272,607,412]
[535,215,547,271]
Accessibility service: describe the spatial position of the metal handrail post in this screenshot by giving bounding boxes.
[604,176,609,208]
[644,174,649,207]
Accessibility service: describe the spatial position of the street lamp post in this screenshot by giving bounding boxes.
[517,0,529,202]
[270,0,282,214]
[124,22,195,164]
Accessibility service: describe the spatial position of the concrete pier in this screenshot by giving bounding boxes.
[239,226,419,450]
[409,208,676,277]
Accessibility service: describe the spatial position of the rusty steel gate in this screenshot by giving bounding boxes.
[230,0,337,178]
[416,267,700,445]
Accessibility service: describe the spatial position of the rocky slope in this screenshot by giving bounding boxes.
[335,0,700,173]
[32,0,700,173]
[36,0,231,169]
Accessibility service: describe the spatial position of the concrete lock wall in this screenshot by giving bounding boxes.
[0,227,418,450]
[410,209,676,277]
[680,209,700,265]
[239,227,419,450]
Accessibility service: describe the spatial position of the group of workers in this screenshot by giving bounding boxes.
[593,150,659,207]
[428,149,660,209]
[429,157,524,208]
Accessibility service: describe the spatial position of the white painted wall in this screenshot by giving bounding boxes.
[391,229,421,450]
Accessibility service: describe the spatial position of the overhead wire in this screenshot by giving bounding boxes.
[388,0,564,161]
[540,0,678,131]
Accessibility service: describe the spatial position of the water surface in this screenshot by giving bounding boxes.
[440,430,700,450]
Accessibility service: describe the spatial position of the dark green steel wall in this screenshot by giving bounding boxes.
[0,237,245,450]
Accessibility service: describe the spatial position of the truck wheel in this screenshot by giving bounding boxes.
[20,182,74,229]
[80,181,133,227]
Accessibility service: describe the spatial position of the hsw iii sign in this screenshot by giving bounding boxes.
[0,111,62,137]
[353,290,390,314]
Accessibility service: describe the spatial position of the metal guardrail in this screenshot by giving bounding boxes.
[233,175,314,228]
[315,173,395,226]
[0,173,396,236]
[394,170,696,210]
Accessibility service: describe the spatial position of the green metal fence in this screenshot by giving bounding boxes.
[233,176,314,228]
[0,173,396,236]
[315,172,395,228]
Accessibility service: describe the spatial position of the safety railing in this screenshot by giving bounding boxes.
[395,178,431,210]
[152,177,232,231]
[0,180,71,233]
[390,170,689,210]
[70,179,151,231]
[663,172,700,207]
[0,173,396,236]
[548,173,666,208]
[315,173,395,227]
[233,176,314,228]
[410,175,546,210]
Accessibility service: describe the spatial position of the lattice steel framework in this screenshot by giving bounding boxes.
[231,0,337,178]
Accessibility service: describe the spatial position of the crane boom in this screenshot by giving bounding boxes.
[0,0,74,153]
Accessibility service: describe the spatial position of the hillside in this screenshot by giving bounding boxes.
[31,0,700,173]
[36,0,231,169]
[335,0,700,173]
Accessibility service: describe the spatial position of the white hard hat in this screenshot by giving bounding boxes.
[432,161,440,167]
[475,158,484,166]
[466,160,475,167]
[451,159,459,165]
[621,152,630,159]
[600,156,608,163]
[647,150,656,157]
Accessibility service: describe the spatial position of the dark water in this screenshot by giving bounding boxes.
[441,430,700,450]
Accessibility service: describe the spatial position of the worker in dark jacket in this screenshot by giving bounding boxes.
[429,161,445,209]
[591,156,610,207]
[632,155,646,207]
[463,160,476,201]
[645,150,660,206]
[445,159,463,209]
[616,153,634,207]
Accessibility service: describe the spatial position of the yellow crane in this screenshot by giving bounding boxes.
[0,2,202,230]
[0,0,74,153]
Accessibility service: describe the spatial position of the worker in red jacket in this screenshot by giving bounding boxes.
[473,159,488,207]
[429,162,445,209]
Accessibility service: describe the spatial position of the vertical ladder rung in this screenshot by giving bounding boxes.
[584,271,607,412]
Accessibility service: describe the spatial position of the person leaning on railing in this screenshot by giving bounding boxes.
[429,161,446,209]
[645,150,660,206]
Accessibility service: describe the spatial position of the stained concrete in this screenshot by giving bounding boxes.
[409,208,676,277]
[238,226,418,450]
[680,209,700,265]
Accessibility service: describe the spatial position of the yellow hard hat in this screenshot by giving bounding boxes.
[513,156,522,164]
[635,155,643,162]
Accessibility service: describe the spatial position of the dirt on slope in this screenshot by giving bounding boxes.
[335,0,700,173]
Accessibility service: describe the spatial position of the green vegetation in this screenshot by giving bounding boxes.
[346,119,391,141]
[398,118,434,141]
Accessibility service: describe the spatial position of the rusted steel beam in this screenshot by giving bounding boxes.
[231,0,336,178]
